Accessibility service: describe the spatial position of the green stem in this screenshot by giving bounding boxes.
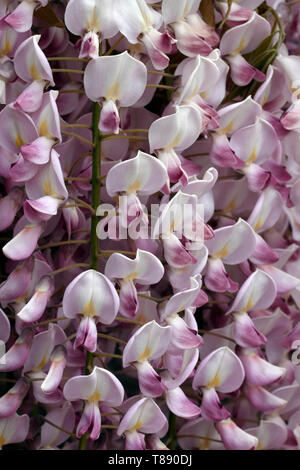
[168,412,177,450]
[79,102,102,451]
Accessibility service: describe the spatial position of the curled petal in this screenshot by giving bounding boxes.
[0,378,29,419]
[166,386,201,419]
[216,418,258,450]
[74,316,98,352]
[244,383,287,413]
[13,80,45,113]
[233,312,267,348]
[0,329,33,372]
[123,320,171,367]
[2,224,43,261]
[166,314,202,349]
[5,1,36,33]
[41,345,67,394]
[200,387,231,422]
[205,258,239,293]
[135,360,167,398]
[119,280,138,319]
[99,99,120,134]
[17,276,54,323]
[14,35,54,85]
[239,349,285,386]
[76,401,101,440]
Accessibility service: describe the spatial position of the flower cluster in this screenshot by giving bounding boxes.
[0,0,300,451]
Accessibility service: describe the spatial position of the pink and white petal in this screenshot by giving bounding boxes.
[0,105,38,154]
[118,397,167,436]
[162,0,200,24]
[134,249,164,284]
[65,0,118,38]
[41,345,67,394]
[0,188,23,232]
[0,329,33,372]
[216,418,258,450]
[243,163,271,192]
[246,416,288,450]
[17,276,54,323]
[249,233,279,265]
[94,367,124,406]
[244,383,287,413]
[135,360,167,398]
[14,35,54,85]
[106,151,168,196]
[205,218,256,264]
[163,234,197,269]
[228,53,254,85]
[21,136,53,165]
[142,28,170,70]
[118,279,139,319]
[25,150,67,200]
[220,12,271,56]
[5,1,35,33]
[76,400,101,440]
[163,348,199,389]
[0,378,29,419]
[217,96,261,136]
[2,224,43,261]
[260,265,300,296]
[227,269,277,314]
[247,187,283,233]
[13,80,45,113]
[74,316,98,352]
[31,91,61,141]
[9,156,38,184]
[149,105,202,153]
[24,196,60,223]
[62,269,119,324]
[166,314,202,349]
[230,117,278,166]
[99,99,120,134]
[84,52,147,106]
[161,277,201,320]
[210,134,241,168]
[63,370,98,402]
[200,387,231,422]
[205,258,239,293]
[239,349,285,386]
[125,431,146,450]
[0,413,30,447]
[192,346,245,393]
[123,320,171,367]
[233,312,267,348]
[166,386,201,419]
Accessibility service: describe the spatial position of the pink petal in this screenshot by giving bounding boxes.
[166,386,201,418]
[200,387,231,422]
[193,346,245,393]
[216,418,258,450]
[0,328,33,372]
